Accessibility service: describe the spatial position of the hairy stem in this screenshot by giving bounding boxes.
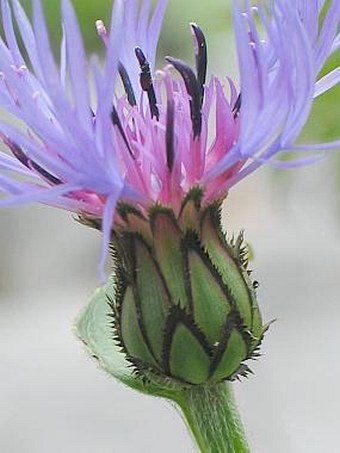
[176,383,249,453]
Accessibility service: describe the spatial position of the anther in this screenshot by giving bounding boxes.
[7,140,30,167]
[31,161,62,185]
[166,97,175,172]
[233,93,242,118]
[166,57,202,139]
[111,106,134,158]
[190,23,207,106]
[118,63,137,107]
[7,139,62,185]
[135,47,159,120]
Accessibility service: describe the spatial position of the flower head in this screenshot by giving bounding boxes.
[0,0,339,276]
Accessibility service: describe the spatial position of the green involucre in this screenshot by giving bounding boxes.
[110,192,267,386]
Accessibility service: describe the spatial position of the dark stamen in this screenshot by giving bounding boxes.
[190,23,207,106]
[111,106,134,158]
[118,62,137,107]
[166,97,175,172]
[8,140,62,185]
[166,57,202,139]
[9,141,30,167]
[31,161,62,185]
[135,47,159,120]
[233,93,242,118]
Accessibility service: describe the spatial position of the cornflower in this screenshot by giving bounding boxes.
[0,1,339,450]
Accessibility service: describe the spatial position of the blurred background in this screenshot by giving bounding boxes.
[1,1,340,452]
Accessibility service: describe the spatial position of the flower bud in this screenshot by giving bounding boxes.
[109,190,266,386]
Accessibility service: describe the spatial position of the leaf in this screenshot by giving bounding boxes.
[74,283,185,400]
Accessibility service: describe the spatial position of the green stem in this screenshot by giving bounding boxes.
[176,383,250,453]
